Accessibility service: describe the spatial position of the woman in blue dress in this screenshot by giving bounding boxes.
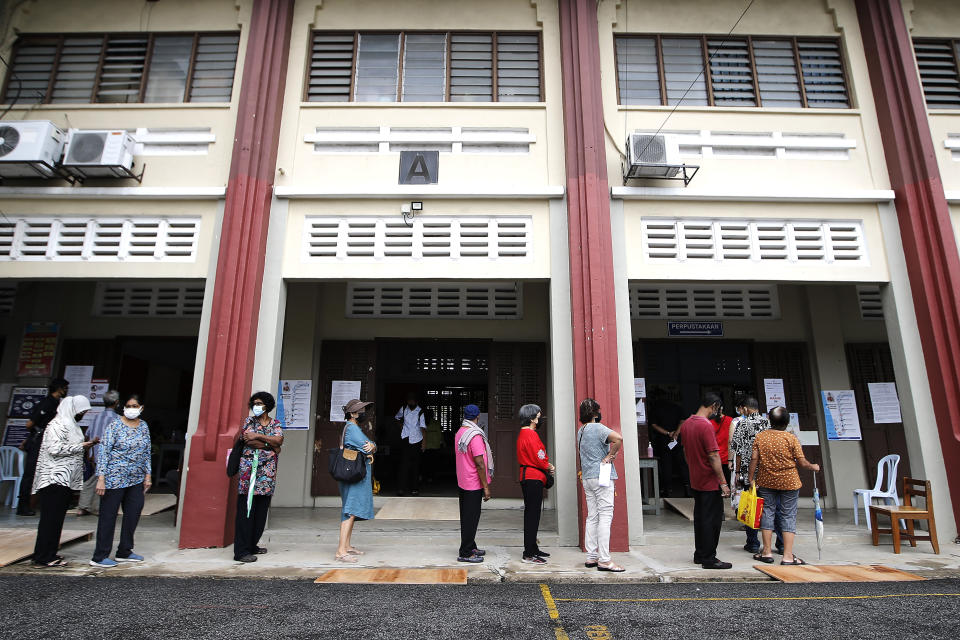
[336,399,376,563]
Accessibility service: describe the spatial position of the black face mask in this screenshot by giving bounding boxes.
[75,414,85,422]
[355,412,366,423]
[594,413,602,423]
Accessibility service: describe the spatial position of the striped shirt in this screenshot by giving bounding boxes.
[33,415,86,493]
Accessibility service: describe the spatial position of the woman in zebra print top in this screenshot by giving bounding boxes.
[31,395,99,567]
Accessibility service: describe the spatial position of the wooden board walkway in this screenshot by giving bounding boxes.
[0,528,94,567]
[315,568,468,584]
[755,564,925,583]
[375,497,459,521]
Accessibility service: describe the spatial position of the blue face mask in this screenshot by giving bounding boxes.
[252,405,265,417]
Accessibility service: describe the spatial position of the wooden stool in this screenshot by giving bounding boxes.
[870,477,939,554]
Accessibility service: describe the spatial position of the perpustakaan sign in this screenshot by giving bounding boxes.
[667,321,724,337]
[399,150,439,185]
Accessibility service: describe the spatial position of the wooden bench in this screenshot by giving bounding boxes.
[870,477,939,554]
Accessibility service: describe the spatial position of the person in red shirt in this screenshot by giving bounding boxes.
[711,410,733,469]
[516,403,554,564]
[681,392,732,570]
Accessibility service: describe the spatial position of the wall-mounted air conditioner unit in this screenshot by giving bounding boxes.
[623,133,681,179]
[0,120,66,178]
[62,129,138,179]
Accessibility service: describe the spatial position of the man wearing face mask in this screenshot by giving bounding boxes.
[394,393,426,496]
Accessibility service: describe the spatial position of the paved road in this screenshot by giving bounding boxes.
[0,576,957,639]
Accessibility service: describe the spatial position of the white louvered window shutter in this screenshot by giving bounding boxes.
[96,35,149,103]
[346,282,521,319]
[615,36,660,105]
[402,34,446,102]
[189,34,240,102]
[630,285,780,319]
[496,33,541,102]
[913,39,960,109]
[94,282,204,317]
[751,39,803,107]
[797,40,849,108]
[708,38,756,106]
[857,285,884,320]
[307,33,355,102]
[354,33,400,102]
[450,33,493,102]
[3,39,58,104]
[51,37,104,103]
[662,38,708,106]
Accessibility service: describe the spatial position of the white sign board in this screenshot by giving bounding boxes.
[633,378,646,398]
[64,365,95,399]
[868,382,902,424]
[329,380,362,422]
[88,379,109,406]
[636,399,647,425]
[822,390,862,440]
[764,378,786,411]
[279,379,312,430]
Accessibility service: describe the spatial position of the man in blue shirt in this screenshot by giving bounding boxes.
[77,390,119,516]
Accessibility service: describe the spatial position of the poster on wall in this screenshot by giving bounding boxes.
[763,378,786,411]
[63,366,95,399]
[88,380,110,406]
[634,377,647,425]
[16,323,59,377]
[867,382,902,424]
[822,390,862,440]
[278,380,312,430]
[1,418,30,447]
[329,380,362,422]
[8,387,47,418]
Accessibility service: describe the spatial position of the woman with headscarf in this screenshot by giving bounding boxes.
[90,393,153,568]
[31,395,98,567]
[336,399,376,563]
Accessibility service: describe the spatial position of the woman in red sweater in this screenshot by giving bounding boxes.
[516,404,554,564]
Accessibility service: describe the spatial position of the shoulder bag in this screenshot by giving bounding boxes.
[329,424,366,483]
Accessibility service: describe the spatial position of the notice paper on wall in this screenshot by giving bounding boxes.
[279,379,312,430]
[636,399,646,425]
[822,390,862,440]
[329,380,362,422]
[867,382,902,424]
[1,418,29,447]
[634,378,646,399]
[764,378,786,411]
[63,365,95,400]
[88,380,109,406]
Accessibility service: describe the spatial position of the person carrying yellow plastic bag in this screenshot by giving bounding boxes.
[737,483,764,530]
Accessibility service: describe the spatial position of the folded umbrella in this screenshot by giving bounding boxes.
[247,449,260,517]
[813,472,824,561]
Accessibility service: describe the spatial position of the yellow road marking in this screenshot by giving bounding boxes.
[554,593,960,603]
[584,624,613,639]
[539,583,570,640]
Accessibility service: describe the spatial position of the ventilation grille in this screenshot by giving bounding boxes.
[305,126,534,153]
[304,216,531,261]
[857,285,884,320]
[134,128,215,156]
[0,285,15,315]
[630,285,780,319]
[0,217,200,262]
[641,218,867,264]
[94,282,204,317]
[347,282,522,319]
[653,130,855,160]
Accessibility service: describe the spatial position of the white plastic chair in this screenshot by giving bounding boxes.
[0,446,25,510]
[853,454,900,530]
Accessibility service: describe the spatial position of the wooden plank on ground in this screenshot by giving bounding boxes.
[142,493,177,516]
[375,497,459,521]
[663,497,695,521]
[0,528,94,567]
[755,564,926,583]
[315,568,468,584]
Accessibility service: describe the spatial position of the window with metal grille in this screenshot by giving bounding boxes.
[306,31,542,102]
[2,32,239,105]
[912,38,960,109]
[615,35,850,108]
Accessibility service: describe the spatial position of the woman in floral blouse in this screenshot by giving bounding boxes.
[90,393,152,568]
[234,391,284,563]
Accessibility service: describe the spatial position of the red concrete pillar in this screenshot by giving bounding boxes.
[558,0,629,551]
[179,0,294,548]
[855,0,960,529]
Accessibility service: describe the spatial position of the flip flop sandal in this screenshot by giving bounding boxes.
[35,558,68,568]
[781,557,807,565]
[347,549,365,556]
[753,553,775,564]
[597,563,625,572]
[334,554,358,563]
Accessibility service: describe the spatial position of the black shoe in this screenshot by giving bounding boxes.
[255,547,268,554]
[585,562,598,568]
[702,559,733,570]
[535,549,550,558]
[775,546,785,555]
[16,508,36,516]
[743,544,760,553]
[457,554,484,563]
[236,554,257,563]
[471,548,486,557]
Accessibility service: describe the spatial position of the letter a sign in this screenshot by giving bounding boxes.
[399,150,439,185]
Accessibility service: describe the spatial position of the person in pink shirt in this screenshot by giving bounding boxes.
[455,404,492,563]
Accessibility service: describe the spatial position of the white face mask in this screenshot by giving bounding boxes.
[124,407,142,420]
[252,405,265,417]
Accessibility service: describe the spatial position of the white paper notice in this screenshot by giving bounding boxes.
[598,462,613,487]
[635,399,647,425]
[64,365,95,399]
[868,382,902,424]
[667,439,678,450]
[329,380,362,422]
[279,380,312,430]
[822,390,862,440]
[89,379,109,406]
[764,378,786,411]
[634,378,647,398]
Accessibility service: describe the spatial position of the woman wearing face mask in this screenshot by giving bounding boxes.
[90,393,153,568]
[516,403,554,564]
[233,391,284,563]
[336,399,376,563]
[577,398,625,572]
[31,395,99,567]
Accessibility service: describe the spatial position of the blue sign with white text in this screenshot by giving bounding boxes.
[667,321,724,337]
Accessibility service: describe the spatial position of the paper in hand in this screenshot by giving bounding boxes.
[598,462,613,487]
[667,439,678,450]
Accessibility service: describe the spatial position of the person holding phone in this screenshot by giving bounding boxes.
[90,393,152,568]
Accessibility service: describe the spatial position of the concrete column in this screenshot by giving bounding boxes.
[879,203,957,539]
[804,286,868,509]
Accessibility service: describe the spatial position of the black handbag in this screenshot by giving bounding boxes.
[329,425,366,483]
[226,431,244,477]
